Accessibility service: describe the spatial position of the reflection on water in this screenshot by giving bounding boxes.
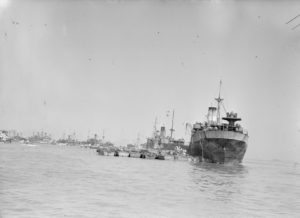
[191,161,248,175]
[0,143,299,218]
[189,162,248,205]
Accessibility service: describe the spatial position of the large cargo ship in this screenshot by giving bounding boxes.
[188,82,249,164]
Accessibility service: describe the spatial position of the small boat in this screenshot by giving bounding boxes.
[128,152,140,158]
[96,148,105,155]
[155,154,165,160]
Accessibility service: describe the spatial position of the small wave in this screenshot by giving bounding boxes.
[26,144,38,147]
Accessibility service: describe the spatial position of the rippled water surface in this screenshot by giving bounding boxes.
[0,143,299,217]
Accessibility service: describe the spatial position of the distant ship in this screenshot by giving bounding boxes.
[28,131,52,144]
[188,82,249,164]
[146,111,185,150]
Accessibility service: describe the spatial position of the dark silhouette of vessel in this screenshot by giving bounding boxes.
[155,153,165,160]
[188,81,249,164]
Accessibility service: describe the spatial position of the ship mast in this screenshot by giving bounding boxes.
[215,80,223,125]
[153,117,158,137]
[136,133,140,147]
[102,130,105,142]
[170,110,175,139]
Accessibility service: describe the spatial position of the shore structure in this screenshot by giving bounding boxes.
[188,81,249,164]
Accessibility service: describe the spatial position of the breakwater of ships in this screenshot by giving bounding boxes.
[0,130,189,161]
[1,137,188,162]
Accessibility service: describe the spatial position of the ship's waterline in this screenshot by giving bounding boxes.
[189,137,248,164]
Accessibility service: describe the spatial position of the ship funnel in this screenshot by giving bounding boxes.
[160,126,166,138]
[207,107,217,125]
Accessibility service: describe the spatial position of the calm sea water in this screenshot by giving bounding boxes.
[0,143,299,218]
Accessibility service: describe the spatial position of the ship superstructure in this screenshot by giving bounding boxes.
[146,111,185,150]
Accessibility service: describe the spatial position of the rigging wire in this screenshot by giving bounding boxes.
[286,14,300,30]
[286,14,300,24]
[221,102,227,114]
[292,23,300,30]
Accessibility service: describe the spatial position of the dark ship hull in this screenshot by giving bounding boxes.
[189,130,248,164]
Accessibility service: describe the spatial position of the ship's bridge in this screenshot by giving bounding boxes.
[222,112,241,131]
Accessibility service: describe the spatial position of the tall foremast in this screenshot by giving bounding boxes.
[170,110,175,139]
[153,117,158,137]
[215,80,223,125]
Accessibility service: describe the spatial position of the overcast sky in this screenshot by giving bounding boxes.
[0,0,299,161]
